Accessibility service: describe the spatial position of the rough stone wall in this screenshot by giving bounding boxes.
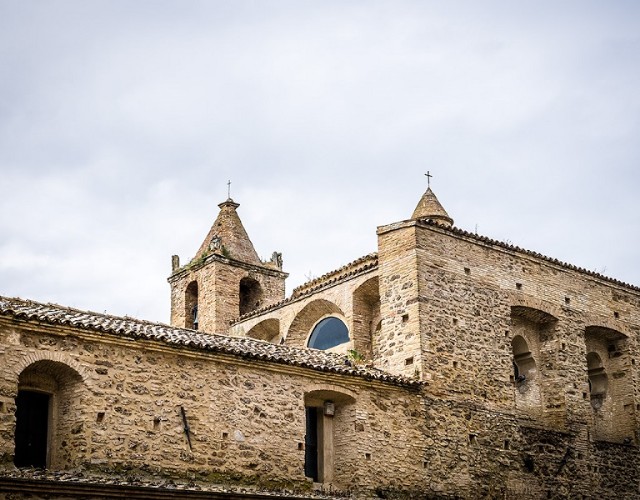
[409,222,640,443]
[422,398,640,499]
[376,223,423,378]
[0,320,426,495]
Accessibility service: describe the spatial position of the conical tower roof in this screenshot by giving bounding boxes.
[193,198,261,265]
[412,187,454,227]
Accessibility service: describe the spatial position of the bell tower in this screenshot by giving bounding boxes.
[168,197,287,333]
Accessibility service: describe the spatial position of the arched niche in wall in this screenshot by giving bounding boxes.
[586,352,607,408]
[584,325,633,443]
[512,335,536,381]
[185,280,199,330]
[510,306,557,423]
[239,277,263,316]
[246,318,280,343]
[352,276,379,360]
[286,299,346,348]
[15,360,85,470]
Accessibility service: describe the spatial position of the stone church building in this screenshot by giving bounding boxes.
[1,187,639,498]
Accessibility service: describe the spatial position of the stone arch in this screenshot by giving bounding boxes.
[286,299,347,348]
[303,386,357,486]
[15,359,86,470]
[246,318,280,342]
[510,295,561,321]
[352,276,380,360]
[185,280,199,329]
[584,325,633,443]
[14,351,90,383]
[239,276,263,316]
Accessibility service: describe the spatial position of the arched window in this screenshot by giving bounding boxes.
[308,317,349,350]
[185,281,198,330]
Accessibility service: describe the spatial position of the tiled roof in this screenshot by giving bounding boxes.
[233,253,378,323]
[0,295,421,389]
[417,219,640,293]
[291,253,378,298]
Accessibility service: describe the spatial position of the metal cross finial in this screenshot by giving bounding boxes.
[227,180,231,199]
[425,171,432,188]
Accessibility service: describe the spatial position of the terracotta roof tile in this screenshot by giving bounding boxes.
[0,295,421,389]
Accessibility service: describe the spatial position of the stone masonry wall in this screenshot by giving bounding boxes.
[0,319,425,496]
[411,223,640,440]
[376,223,424,379]
[422,397,640,499]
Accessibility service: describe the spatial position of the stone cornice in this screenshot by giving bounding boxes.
[167,252,288,283]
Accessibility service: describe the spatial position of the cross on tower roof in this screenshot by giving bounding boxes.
[227,180,231,199]
[425,171,432,188]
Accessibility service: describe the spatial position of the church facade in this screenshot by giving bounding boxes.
[1,188,639,498]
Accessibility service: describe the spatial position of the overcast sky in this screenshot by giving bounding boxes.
[1,1,638,323]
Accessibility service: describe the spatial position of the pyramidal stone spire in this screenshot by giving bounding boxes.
[411,187,454,227]
[193,198,261,265]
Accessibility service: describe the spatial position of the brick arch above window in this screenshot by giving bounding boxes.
[285,299,346,348]
[14,351,90,385]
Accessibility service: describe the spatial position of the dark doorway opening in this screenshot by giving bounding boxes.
[15,390,50,468]
[304,407,319,481]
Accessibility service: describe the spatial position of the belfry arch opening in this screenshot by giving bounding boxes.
[185,281,199,330]
[239,277,263,316]
[15,360,84,469]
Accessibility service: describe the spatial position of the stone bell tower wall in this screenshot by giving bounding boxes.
[169,256,286,334]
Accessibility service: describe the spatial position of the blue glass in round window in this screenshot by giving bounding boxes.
[308,317,349,350]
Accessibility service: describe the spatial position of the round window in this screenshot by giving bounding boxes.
[307,317,349,350]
